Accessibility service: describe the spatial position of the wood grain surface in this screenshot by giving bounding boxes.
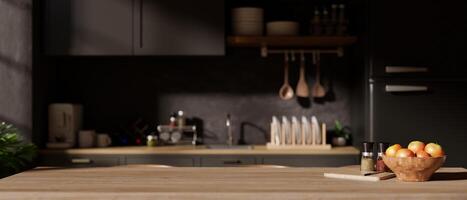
[0,166,466,200]
[39,145,360,155]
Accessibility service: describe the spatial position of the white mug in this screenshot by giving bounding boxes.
[79,130,96,148]
[97,133,112,147]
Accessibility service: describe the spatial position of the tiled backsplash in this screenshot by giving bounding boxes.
[43,51,357,145]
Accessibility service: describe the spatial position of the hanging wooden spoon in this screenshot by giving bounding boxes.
[296,51,309,97]
[279,52,294,100]
[312,52,326,98]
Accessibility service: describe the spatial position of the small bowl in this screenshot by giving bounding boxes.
[266,21,299,36]
[232,7,264,21]
[382,155,446,182]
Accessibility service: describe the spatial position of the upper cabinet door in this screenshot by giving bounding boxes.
[369,0,467,78]
[133,0,225,55]
[43,0,133,55]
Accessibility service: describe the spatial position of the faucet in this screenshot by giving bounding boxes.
[226,114,233,146]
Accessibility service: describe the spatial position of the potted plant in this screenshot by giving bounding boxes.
[0,122,37,178]
[332,120,351,146]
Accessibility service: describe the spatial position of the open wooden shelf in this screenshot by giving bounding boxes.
[227,36,357,48]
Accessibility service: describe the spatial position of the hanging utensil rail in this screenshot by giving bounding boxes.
[260,46,344,58]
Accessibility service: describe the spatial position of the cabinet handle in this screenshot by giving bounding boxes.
[71,158,92,164]
[223,160,242,165]
[385,66,428,73]
[139,0,143,48]
[385,85,428,92]
[62,112,67,127]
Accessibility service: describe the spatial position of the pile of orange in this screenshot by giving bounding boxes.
[385,141,445,158]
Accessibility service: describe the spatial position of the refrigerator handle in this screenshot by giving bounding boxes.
[385,66,428,73]
[139,0,144,48]
[369,80,374,142]
[385,85,429,92]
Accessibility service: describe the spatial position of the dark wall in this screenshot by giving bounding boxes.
[34,0,368,146]
[39,48,360,145]
[0,0,32,140]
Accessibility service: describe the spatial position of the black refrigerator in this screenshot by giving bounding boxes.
[368,0,467,167]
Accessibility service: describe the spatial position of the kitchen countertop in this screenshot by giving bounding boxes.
[0,166,466,200]
[39,145,360,155]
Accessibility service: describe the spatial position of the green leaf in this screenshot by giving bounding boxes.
[334,120,343,131]
[0,122,37,177]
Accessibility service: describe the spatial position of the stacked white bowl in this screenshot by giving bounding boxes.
[232,7,264,36]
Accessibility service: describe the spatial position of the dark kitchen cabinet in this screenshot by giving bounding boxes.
[39,150,360,167]
[43,0,133,55]
[133,0,225,55]
[369,0,467,78]
[125,155,196,167]
[199,156,257,167]
[261,155,358,167]
[42,0,225,55]
[371,80,467,167]
[38,154,124,167]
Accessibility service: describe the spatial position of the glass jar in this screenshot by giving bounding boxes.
[360,142,375,172]
[376,142,389,172]
[147,135,157,147]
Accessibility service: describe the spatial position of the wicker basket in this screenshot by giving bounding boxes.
[382,156,446,182]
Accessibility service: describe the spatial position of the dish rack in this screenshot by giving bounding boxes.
[267,116,331,150]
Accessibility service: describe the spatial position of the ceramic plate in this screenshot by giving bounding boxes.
[311,116,321,144]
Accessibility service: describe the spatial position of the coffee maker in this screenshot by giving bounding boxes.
[47,103,82,148]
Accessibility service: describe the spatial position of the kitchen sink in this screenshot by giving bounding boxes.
[205,145,254,150]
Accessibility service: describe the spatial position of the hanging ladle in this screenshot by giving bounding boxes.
[296,51,309,98]
[279,52,294,100]
[311,51,326,98]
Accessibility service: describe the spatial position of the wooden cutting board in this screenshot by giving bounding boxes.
[324,167,396,182]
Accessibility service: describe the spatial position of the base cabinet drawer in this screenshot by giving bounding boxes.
[125,155,195,167]
[261,155,359,167]
[200,156,257,167]
[39,154,122,167]
[39,152,360,168]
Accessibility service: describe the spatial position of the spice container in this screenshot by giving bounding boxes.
[360,142,375,172]
[146,135,158,147]
[310,8,322,35]
[336,4,348,35]
[376,142,389,172]
[176,110,185,128]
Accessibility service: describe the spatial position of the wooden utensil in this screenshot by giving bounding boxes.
[296,52,309,97]
[279,52,294,100]
[312,52,326,98]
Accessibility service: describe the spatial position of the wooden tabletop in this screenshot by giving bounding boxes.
[1,166,466,200]
[39,145,360,155]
